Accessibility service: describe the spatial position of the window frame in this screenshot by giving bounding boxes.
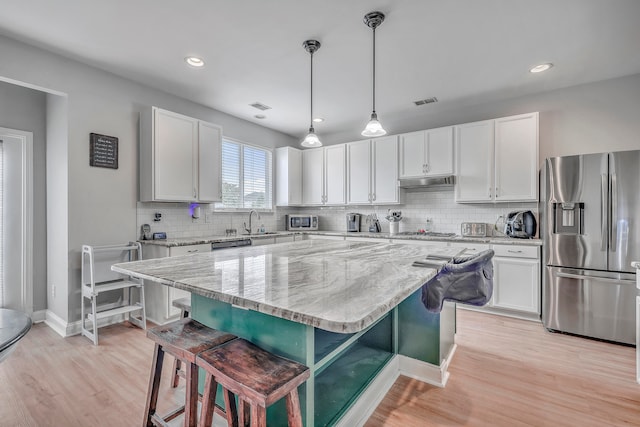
[214,137,274,212]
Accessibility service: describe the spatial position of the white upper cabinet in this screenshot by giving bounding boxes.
[347,136,399,205]
[399,127,453,178]
[372,136,399,203]
[197,121,223,202]
[324,144,346,205]
[494,113,539,201]
[455,112,538,203]
[346,140,371,204]
[455,120,494,202]
[275,147,302,206]
[140,107,222,203]
[305,145,347,206]
[302,148,325,205]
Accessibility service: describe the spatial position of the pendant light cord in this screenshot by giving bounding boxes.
[310,50,314,129]
[372,26,376,114]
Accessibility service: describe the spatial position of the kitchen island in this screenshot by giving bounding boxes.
[113,239,461,426]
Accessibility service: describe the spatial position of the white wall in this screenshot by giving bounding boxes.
[0,33,297,325]
[0,81,46,311]
[322,73,640,163]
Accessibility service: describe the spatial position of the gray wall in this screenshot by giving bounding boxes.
[0,81,47,311]
[0,34,297,324]
[322,73,640,163]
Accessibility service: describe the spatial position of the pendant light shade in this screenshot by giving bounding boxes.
[301,40,322,148]
[361,11,387,137]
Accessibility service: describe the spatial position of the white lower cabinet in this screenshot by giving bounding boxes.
[143,243,210,323]
[450,242,540,319]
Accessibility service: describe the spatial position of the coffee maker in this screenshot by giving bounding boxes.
[346,213,361,232]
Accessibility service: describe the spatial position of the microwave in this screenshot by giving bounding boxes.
[286,215,318,231]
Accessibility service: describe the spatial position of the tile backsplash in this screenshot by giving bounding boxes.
[136,202,279,239]
[283,190,537,235]
[137,190,537,239]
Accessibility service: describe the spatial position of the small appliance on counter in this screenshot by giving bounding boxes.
[346,213,361,232]
[367,214,382,232]
[504,210,537,238]
[140,224,151,240]
[286,214,318,231]
[461,222,487,238]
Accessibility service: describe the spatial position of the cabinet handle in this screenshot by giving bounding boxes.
[372,193,376,201]
[425,163,429,173]
[488,188,492,198]
[187,249,199,253]
[507,250,523,253]
[193,188,197,199]
[495,187,499,198]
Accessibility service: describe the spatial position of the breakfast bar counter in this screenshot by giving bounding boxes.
[113,240,461,426]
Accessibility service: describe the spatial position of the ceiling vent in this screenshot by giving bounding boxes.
[414,97,438,106]
[249,102,272,111]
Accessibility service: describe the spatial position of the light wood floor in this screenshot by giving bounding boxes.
[1,310,639,426]
[366,309,640,427]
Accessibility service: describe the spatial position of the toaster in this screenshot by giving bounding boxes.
[461,222,487,237]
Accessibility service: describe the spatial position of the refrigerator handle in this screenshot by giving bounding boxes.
[601,174,607,252]
[610,173,617,251]
[556,271,636,285]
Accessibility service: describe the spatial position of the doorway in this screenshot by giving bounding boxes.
[0,127,33,313]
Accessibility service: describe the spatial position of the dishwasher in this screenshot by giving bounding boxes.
[211,238,252,250]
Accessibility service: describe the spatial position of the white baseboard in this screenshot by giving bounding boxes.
[44,310,128,338]
[44,310,68,337]
[31,309,46,323]
[334,348,456,427]
[398,344,457,388]
[335,356,400,427]
[65,314,127,337]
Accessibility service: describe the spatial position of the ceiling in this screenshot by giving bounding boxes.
[1,0,640,141]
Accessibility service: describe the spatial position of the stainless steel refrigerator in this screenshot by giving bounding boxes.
[541,151,640,345]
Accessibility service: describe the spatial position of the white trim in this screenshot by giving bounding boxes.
[67,313,128,337]
[398,343,457,388]
[44,309,127,338]
[335,357,400,427]
[0,127,33,315]
[335,348,456,427]
[31,309,46,323]
[44,309,68,337]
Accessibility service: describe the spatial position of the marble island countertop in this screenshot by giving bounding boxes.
[113,240,464,333]
[139,230,542,247]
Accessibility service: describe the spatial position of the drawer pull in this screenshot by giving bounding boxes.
[507,250,523,253]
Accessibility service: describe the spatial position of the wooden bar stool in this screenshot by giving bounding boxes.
[143,318,236,427]
[171,297,192,388]
[196,338,310,427]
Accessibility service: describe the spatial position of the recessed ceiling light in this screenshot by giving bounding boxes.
[254,114,266,119]
[312,117,324,123]
[185,56,205,68]
[530,63,553,73]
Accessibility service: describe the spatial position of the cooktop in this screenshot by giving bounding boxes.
[396,231,458,238]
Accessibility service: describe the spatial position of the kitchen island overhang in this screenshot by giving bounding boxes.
[113,240,461,426]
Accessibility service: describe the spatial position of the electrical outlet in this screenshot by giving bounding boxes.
[205,212,213,224]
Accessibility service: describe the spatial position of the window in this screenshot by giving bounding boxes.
[217,139,273,209]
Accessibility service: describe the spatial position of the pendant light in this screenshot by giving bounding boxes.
[301,40,322,148]
[361,11,387,137]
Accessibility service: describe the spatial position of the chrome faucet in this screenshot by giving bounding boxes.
[244,210,261,235]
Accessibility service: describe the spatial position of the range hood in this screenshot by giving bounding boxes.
[398,175,455,190]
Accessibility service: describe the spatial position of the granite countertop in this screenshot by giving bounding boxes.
[139,230,541,247]
[138,231,299,247]
[113,240,463,333]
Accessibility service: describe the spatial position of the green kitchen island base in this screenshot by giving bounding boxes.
[192,289,456,427]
